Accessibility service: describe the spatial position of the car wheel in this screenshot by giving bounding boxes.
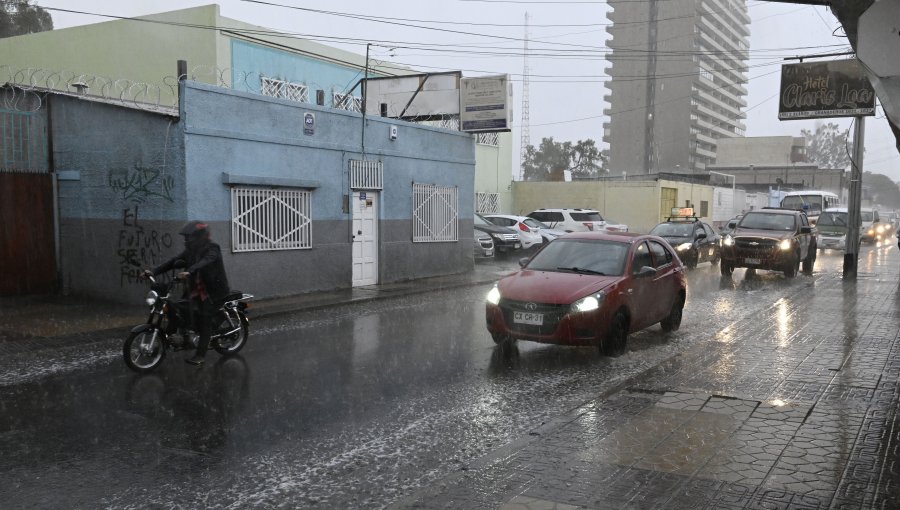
[784,254,799,278]
[802,245,816,275]
[710,250,720,266]
[660,294,684,332]
[686,252,698,270]
[720,261,733,277]
[491,333,515,348]
[601,311,628,356]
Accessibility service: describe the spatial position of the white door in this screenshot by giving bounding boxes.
[352,191,378,286]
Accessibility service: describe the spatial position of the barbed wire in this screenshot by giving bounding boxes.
[0,65,499,142]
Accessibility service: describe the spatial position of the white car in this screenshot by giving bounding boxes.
[526,208,628,234]
[483,214,568,250]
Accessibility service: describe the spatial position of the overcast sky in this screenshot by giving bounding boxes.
[35,0,900,182]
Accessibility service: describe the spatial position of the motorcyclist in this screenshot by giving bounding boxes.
[142,221,231,366]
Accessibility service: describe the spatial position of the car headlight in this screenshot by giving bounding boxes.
[779,239,792,250]
[486,286,501,305]
[723,235,734,246]
[570,291,605,313]
[676,243,692,252]
[145,290,158,306]
[876,225,885,234]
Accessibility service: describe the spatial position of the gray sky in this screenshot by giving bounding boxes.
[37,0,900,182]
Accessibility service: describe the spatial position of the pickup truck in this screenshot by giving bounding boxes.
[720,208,817,278]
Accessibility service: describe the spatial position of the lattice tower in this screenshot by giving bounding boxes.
[519,12,531,181]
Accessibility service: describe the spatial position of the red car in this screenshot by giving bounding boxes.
[485,232,687,355]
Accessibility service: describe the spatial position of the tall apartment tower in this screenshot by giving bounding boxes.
[602,0,750,175]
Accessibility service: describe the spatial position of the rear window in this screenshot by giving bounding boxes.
[570,212,604,222]
[530,211,564,222]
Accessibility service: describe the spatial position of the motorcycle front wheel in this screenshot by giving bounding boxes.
[213,312,249,355]
[123,328,166,373]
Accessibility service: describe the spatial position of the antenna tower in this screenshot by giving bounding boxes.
[519,12,531,181]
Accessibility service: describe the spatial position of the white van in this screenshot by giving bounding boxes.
[860,208,883,243]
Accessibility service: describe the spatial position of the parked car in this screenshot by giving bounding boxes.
[485,232,687,355]
[473,229,494,259]
[649,217,720,269]
[601,218,629,233]
[474,213,521,254]
[816,207,860,252]
[526,208,608,233]
[482,214,544,250]
[720,208,817,278]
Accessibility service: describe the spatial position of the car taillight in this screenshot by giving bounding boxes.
[583,222,594,231]
[519,222,530,232]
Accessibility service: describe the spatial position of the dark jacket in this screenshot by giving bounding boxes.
[153,241,230,303]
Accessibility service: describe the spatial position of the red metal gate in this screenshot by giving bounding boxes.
[0,172,56,295]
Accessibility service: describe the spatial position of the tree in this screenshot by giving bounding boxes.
[863,172,900,209]
[0,1,53,39]
[801,122,852,170]
[521,137,605,181]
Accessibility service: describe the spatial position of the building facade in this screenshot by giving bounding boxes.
[602,0,750,174]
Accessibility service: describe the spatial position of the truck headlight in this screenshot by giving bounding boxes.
[676,243,692,252]
[723,235,734,247]
[779,239,792,250]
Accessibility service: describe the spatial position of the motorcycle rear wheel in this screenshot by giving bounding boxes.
[213,312,249,355]
[124,329,166,373]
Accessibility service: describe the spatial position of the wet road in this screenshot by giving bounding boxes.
[0,243,896,508]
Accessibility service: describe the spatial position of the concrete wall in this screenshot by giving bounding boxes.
[474,132,513,213]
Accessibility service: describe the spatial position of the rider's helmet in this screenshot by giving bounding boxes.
[179,220,209,250]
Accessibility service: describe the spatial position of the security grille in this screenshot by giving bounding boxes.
[231,186,311,252]
[413,183,458,243]
[1,110,47,173]
[476,132,499,146]
[260,77,308,103]
[333,92,362,112]
[476,192,500,214]
[349,160,383,190]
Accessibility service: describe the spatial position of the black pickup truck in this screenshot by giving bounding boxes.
[719,208,817,278]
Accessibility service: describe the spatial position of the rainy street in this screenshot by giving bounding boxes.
[1,243,899,509]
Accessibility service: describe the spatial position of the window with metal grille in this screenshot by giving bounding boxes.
[475,192,500,214]
[349,160,383,190]
[260,77,308,103]
[231,186,311,252]
[332,92,361,112]
[476,132,499,146]
[413,183,458,243]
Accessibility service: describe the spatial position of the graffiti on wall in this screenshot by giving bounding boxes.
[117,205,173,286]
[108,165,175,203]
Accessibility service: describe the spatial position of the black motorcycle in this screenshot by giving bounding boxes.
[123,274,253,373]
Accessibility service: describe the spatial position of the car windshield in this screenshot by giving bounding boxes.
[474,214,491,226]
[818,211,849,227]
[650,223,694,237]
[782,195,823,214]
[525,239,628,276]
[861,211,874,222]
[570,212,604,222]
[523,218,546,229]
[739,212,796,231]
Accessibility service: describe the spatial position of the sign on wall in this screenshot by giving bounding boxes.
[778,59,875,120]
[459,74,512,133]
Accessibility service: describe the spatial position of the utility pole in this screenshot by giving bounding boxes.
[519,12,531,181]
[843,116,864,279]
[361,43,370,159]
[644,0,659,174]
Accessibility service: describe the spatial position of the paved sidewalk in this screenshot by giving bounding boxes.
[392,248,900,509]
[0,259,516,354]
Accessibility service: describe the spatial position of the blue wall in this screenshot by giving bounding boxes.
[50,82,475,302]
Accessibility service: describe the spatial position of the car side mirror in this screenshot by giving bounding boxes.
[519,257,530,268]
[697,232,707,239]
[800,226,812,234]
[634,266,657,278]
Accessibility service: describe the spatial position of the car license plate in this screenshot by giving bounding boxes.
[513,311,543,325]
[745,258,760,265]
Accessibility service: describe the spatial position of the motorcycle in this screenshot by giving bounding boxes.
[123,272,253,373]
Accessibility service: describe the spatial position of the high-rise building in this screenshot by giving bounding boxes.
[602,0,750,175]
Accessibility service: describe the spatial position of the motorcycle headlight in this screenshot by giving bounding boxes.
[486,285,501,305]
[145,290,159,306]
[779,239,792,250]
[723,235,734,247]
[676,243,692,252]
[570,291,605,313]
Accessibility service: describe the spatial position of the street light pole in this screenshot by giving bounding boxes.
[843,116,865,280]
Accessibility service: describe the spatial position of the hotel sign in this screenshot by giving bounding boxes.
[778,59,875,120]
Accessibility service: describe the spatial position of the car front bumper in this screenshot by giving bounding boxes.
[485,302,610,346]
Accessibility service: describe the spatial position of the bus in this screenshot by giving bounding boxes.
[779,190,840,226]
